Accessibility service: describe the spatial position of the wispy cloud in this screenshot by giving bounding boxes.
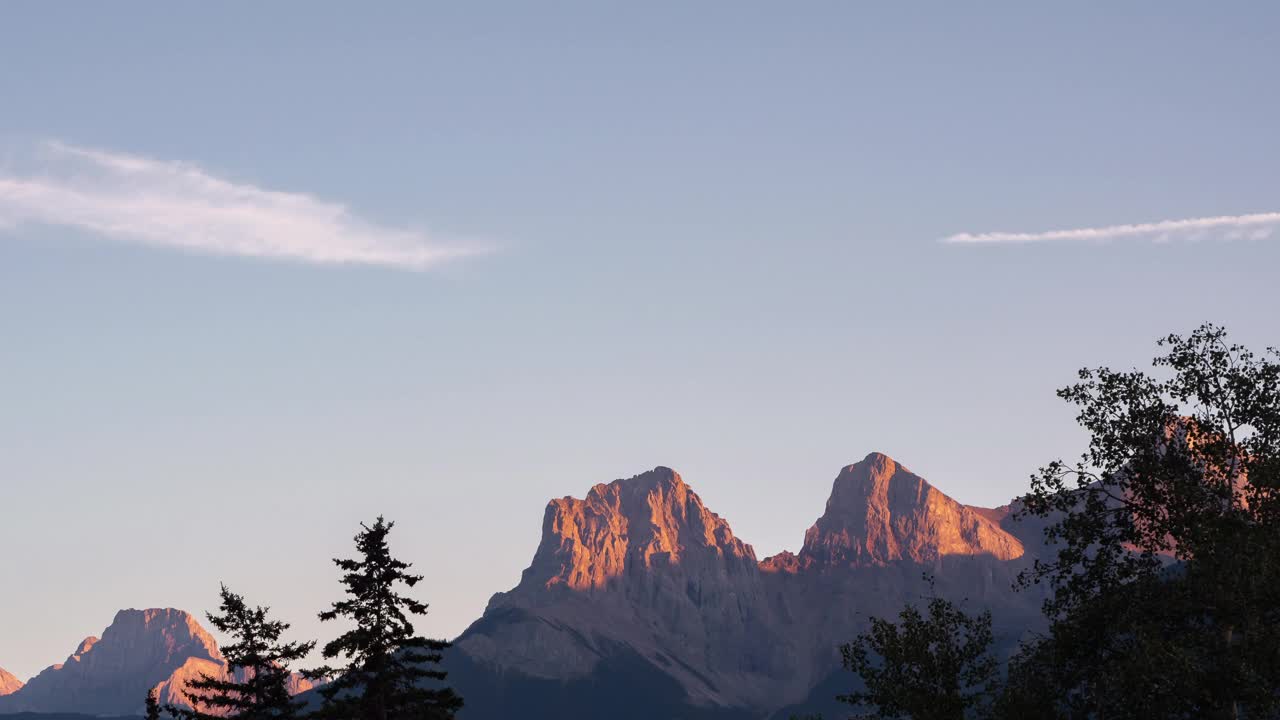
[942,212,1280,246]
[0,141,486,269]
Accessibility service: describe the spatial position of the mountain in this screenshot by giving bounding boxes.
[0,609,313,716]
[790,452,1024,567]
[448,452,1050,719]
[0,669,21,697]
[452,466,792,716]
[756,453,1047,718]
[3,452,1049,719]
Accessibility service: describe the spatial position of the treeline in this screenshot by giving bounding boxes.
[146,517,461,720]
[808,324,1280,720]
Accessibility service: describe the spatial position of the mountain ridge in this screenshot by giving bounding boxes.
[2,451,1047,719]
[796,452,1023,568]
[449,451,1047,718]
[0,609,312,716]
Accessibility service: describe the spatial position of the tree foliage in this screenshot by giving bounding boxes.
[1011,324,1280,719]
[145,688,163,720]
[839,583,998,720]
[170,585,314,720]
[308,516,462,720]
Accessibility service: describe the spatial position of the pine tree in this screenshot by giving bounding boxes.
[170,585,315,720]
[309,516,462,720]
[145,688,164,720]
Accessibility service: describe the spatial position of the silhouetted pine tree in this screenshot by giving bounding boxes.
[144,688,163,720]
[169,585,314,720]
[308,516,462,720]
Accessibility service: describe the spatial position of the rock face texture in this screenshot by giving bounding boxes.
[526,467,758,591]
[452,452,1049,719]
[0,667,22,696]
[458,467,789,709]
[796,453,1024,567]
[0,608,313,716]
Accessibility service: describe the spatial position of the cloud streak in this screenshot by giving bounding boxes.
[942,212,1280,245]
[0,141,484,269]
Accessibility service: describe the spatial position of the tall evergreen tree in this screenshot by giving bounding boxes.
[838,581,998,720]
[145,688,164,720]
[1010,324,1280,719]
[309,516,462,720]
[170,585,314,720]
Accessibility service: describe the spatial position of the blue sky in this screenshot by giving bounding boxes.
[2,3,1279,680]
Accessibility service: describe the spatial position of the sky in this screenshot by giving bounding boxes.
[2,2,1279,681]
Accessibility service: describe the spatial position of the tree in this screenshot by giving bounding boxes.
[309,516,462,720]
[1013,324,1280,719]
[145,688,164,720]
[838,581,998,720]
[170,585,314,720]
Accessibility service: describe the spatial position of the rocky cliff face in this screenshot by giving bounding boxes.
[459,467,794,709]
[521,467,758,592]
[453,452,1047,719]
[791,452,1024,569]
[0,608,313,716]
[0,667,22,696]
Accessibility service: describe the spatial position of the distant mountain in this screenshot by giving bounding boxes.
[0,609,312,716]
[4,452,1053,719]
[0,668,22,697]
[449,452,1050,719]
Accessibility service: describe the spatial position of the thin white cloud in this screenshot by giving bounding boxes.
[0,141,486,269]
[942,212,1280,245]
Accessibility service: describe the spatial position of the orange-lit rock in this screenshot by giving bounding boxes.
[528,467,758,591]
[153,658,315,710]
[0,667,22,696]
[455,453,1048,717]
[798,452,1024,568]
[462,467,792,709]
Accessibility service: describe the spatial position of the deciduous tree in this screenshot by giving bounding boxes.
[1012,324,1280,719]
[839,581,998,720]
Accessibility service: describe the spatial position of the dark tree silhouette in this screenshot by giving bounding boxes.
[1009,324,1280,719]
[169,585,314,720]
[308,516,462,720]
[144,688,163,720]
[838,581,998,720]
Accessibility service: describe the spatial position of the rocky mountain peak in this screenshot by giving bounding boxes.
[797,452,1024,567]
[518,466,756,593]
[0,607,314,716]
[457,456,1049,717]
[0,607,263,715]
[0,667,22,696]
[105,608,221,664]
[461,466,788,710]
